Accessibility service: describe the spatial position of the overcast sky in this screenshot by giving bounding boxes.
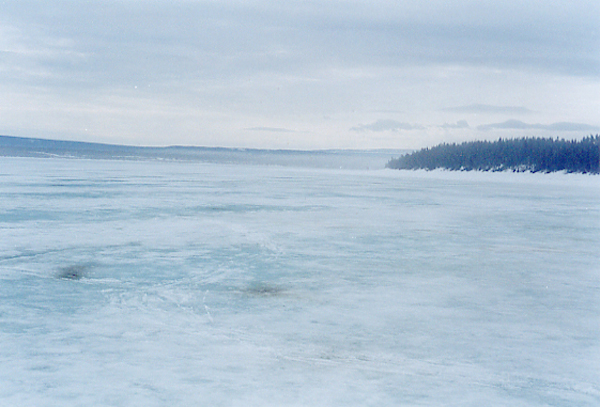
[1,0,598,149]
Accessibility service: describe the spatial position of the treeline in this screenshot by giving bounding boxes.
[386,135,600,174]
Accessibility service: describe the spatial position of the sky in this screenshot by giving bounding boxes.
[1,0,599,150]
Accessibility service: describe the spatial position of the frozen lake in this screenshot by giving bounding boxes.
[1,156,598,406]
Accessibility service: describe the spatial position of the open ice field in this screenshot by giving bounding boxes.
[1,156,599,406]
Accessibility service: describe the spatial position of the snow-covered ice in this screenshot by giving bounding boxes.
[1,156,598,406]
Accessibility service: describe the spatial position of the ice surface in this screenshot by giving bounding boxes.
[1,157,599,406]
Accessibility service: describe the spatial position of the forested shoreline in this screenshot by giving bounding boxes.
[386,135,600,174]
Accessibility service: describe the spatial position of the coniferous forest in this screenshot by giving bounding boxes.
[386,135,600,174]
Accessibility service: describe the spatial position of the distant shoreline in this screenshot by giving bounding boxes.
[0,135,406,170]
[0,135,406,157]
[386,136,599,174]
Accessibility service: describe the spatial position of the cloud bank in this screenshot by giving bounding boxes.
[477,120,600,132]
[246,127,297,133]
[441,120,470,129]
[350,120,423,132]
[443,105,533,115]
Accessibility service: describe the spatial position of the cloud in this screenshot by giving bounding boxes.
[443,104,533,115]
[477,120,600,132]
[350,119,423,132]
[440,120,469,129]
[369,109,404,114]
[4,0,598,92]
[245,127,296,133]
[1,1,598,149]
[547,122,600,132]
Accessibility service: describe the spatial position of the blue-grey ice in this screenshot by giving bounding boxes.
[0,156,598,406]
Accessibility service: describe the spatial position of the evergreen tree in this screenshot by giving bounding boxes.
[386,135,600,174]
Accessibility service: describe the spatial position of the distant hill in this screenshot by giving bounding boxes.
[0,135,404,170]
[0,135,146,159]
[386,136,600,174]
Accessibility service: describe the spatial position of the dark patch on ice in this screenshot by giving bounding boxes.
[57,264,88,280]
[242,283,286,297]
